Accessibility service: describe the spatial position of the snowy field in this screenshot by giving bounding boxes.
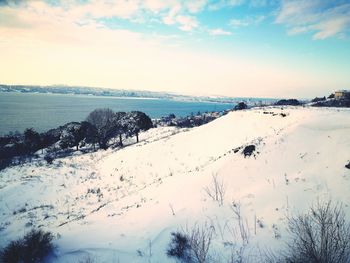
[0,106,350,262]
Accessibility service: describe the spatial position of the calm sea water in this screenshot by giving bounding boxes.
[0,92,234,135]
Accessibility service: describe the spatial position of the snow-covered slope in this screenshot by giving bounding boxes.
[1,107,350,262]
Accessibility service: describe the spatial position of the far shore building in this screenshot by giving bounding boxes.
[334,90,350,99]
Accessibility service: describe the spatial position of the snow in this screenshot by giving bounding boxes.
[0,106,350,262]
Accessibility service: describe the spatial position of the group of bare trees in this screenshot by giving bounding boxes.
[60,108,153,150]
[85,108,153,149]
[0,108,153,169]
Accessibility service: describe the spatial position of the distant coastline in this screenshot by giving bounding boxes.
[0,85,278,135]
[0,84,277,105]
[0,92,238,135]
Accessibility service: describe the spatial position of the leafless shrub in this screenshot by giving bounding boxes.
[204,174,226,206]
[167,223,214,263]
[169,203,175,216]
[188,223,214,263]
[204,202,251,262]
[226,246,246,263]
[207,216,230,241]
[270,200,350,263]
[78,255,96,263]
[231,202,250,246]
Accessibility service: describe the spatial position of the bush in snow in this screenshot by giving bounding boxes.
[167,231,191,261]
[311,96,326,103]
[234,102,248,111]
[167,223,213,263]
[46,144,60,159]
[0,158,13,171]
[23,128,41,154]
[275,99,301,106]
[44,154,54,164]
[0,229,55,263]
[271,200,350,263]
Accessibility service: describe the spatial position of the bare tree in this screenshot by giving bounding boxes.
[86,108,116,149]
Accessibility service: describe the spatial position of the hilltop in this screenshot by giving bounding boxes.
[0,106,350,262]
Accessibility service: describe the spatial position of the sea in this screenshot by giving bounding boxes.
[0,92,240,135]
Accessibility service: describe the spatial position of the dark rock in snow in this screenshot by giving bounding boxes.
[243,145,256,157]
[345,162,350,169]
[233,146,242,153]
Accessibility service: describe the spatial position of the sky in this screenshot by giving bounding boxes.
[0,0,349,98]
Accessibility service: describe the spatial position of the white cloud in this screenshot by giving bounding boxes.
[56,0,141,20]
[208,0,277,10]
[208,28,232,36]
[162,5,181,25]
[250,0,278,7]
[142,0,170,13]
[156,1,205,31]
[229,15,265,27]
[185,0,208,13]
[0,0,276,35]
[0,0,206,33]
[313,16,349,39]
[176,15,198,31]
[276,0,350,39]
[209,0,245,10]
[230,19,250,27]
[142,0,207,14]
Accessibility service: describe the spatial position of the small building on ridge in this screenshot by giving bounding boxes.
[334,90,350,99]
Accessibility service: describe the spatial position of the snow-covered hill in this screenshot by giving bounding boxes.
[1,106,350,262]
